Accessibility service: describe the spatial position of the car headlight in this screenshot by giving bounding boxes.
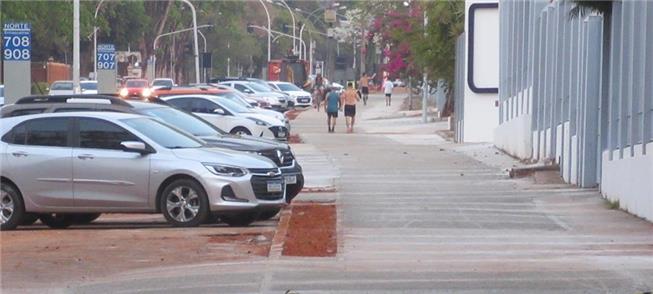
[142,88,152,98]
[247,117,269,126]
[203,163,248,177]
[119,88,129,97]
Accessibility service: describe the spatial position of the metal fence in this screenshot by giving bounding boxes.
[495,0,653,189]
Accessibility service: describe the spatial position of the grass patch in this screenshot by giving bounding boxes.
[604,198,620,210]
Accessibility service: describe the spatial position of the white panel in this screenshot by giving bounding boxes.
[473,9,500,88]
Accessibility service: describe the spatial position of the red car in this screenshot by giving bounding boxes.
[119,79,151,98]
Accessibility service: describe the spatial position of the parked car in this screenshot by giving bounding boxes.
[268,81,312,108]
[393,79,406,87]
[0,111,287,230]
[218,81,289,112]
[48,80,98,95]
[1,95,304,212]
[119,79,151,98]
[162,94,289,141]
[151,78,176,89]
[0,85,4,106]
[214,90,290,130]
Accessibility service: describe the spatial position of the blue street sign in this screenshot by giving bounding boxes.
[2,22,32,61]
[97,43,116,70]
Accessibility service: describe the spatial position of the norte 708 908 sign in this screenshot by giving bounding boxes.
[2,22,31,61]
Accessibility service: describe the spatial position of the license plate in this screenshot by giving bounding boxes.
[299,98,309,103]
[285,175,297,184]
[267,182,283,192]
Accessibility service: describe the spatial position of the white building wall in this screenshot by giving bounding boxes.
[601,146,653,222]
[462,0,500,143]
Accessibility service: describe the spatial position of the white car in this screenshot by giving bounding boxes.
[218,81,289,112]
[162,94,289,141]
[268,81,312,108]
[214,90,291,131]
[48,80,98,95]
[151,78,176,89]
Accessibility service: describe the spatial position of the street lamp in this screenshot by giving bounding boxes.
[152,24,213,81]
[257,0,272,62]
[180,0,201,84]
[269,0,297,56]
[93,0,107,80]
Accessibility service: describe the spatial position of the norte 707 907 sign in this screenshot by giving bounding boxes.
[97,44,116,70]
[2,22,32,61]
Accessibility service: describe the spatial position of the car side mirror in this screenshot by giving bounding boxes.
[213,108,226,115]
[120,141,152,155]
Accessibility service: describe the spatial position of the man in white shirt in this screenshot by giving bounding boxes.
[383,79,394,106]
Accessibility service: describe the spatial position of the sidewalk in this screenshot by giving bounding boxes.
[72,93,653,293]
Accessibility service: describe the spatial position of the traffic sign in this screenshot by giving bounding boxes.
[3,22,32,61]
[97,43,116,70]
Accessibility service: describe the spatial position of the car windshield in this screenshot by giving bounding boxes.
[51,82,73,90]
[216,92,253,108]
[214,97,251,113]
[126,80,148,88]
[122,117,203,149]
[277,83,301,91]
[81,82,97,90]
[138,107,224,137]
[247,82,271,92]
[153,80,172,87]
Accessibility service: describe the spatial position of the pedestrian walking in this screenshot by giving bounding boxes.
[341,82,360,133]
[358,73,375,106]
[383,79,394,106]
[325,87,341,133]
[313,74,324,111]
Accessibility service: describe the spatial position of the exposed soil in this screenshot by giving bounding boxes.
[1,214,276,290]
[285,110,302,121]
[282,203,337,257]
[288,134,303,144]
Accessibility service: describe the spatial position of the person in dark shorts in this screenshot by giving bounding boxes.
[325,87,341,133]
[359,73,371,105]
[341,82,360,133]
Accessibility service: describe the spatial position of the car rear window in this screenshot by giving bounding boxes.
[126,80,148,88]
[81,82,97,90]
[6,108,46,117]
[51,82,73,90]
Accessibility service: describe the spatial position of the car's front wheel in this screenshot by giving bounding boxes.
[160,179,209,227]
[39,213,74,229]
[0,183,25,231]
[230,127,252,136]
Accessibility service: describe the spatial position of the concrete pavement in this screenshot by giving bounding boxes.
[70,93,653,293]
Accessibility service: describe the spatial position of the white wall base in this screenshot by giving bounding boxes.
[601,144,653,222]
[494,114,532,159]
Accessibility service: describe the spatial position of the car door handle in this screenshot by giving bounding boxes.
[11,151,28,157]
[77,154,94,160]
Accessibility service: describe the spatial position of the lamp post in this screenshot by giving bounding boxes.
[421,10,428,123]
[152,24,213,81]
[93,0,107,80]
[272,0,297,55]
[257,0,272,62]
[180,0,200,84]
[73,0,80,93]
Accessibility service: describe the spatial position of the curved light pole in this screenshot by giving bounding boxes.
[274,0,296,55]
[180,0,200,84]
[248,25,306,59]
[152,24,213,80]
[93,0,107,80]
[257,0,272,62]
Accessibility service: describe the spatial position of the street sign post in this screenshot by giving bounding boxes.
[96,43,117,94]
[2,22,32,104]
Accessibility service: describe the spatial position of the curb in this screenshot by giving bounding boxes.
[509,164,559,178]
[268,206,292,259]
[301,186,337,193]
